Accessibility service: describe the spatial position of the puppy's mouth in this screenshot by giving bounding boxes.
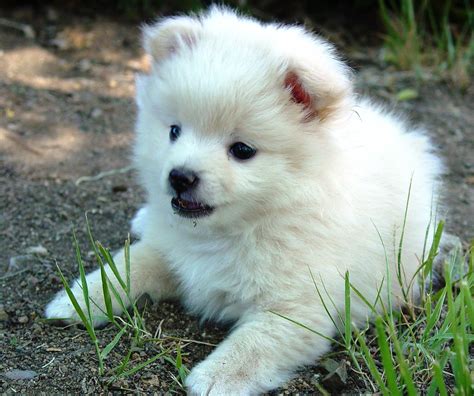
[171,196,214,218]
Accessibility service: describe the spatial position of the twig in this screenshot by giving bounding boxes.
[75,166,133,186]
[0,128,42,156]
[0,268,29,280]
[154,319,165,339]
[42,357,56,368]
[150,335,216,348]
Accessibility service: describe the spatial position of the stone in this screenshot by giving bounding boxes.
[3,369,38,380]
[91,108,102,119]
[0,308,8,322]
[25,245,48,256]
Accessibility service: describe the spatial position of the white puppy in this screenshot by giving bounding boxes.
[46,7,443,395]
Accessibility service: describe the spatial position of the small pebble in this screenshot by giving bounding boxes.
[91,108,102,119]
[17,315,29,324]
[3,369,38,380]
[26,245,48,256]
[78,59,92,72]
[0,308,8,322]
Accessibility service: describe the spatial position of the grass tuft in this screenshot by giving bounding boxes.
[352,230,472,394]
[275,220,473,394]
[56,217,191,388]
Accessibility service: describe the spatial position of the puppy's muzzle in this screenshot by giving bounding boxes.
[169,168,199,194]
[168,168,214,218]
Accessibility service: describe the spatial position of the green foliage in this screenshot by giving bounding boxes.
[359,242,473,395]
[276,220,473,394]
[379,0,474,88]
[357,225,473,395]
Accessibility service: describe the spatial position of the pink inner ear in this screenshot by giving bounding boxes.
[165,32,197,58]
[284,73,312,110]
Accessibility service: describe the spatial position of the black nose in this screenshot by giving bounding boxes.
[169,168,199,194]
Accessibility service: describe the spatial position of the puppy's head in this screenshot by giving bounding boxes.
[134,7,353,229]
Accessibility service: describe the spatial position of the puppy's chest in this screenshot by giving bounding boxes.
[165,236,269,321]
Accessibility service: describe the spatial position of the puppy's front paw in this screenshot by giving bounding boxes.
[45,271,110,327]
[45,288,109,327]
[45,289,82,324]
[186,358,255,396]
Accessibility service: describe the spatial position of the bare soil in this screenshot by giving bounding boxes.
[1,9,473,395]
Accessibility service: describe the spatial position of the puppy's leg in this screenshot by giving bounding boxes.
[186,306,335,395]
[45,240,177,326]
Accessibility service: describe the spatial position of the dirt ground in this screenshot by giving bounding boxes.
[1,9,473,395]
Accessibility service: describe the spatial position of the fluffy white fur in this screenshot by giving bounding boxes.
[46,7,443,395]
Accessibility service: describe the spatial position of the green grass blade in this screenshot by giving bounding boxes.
[354,328,389,395]
[115,349,171,379]
[98,256,114,323]
[109,347,133,377]
[371,219,393,319]
[421,196,435,264]
[107,278,134,325]
[73,231,92,322]
[308,268,343,338]
[56,262,104,375]
[422,288,447,340]
[375,317,401,395]
[101,326,127,360]
[314,382,331,396]
[56,264,95,339]
[164,344,190,387]
[97,242,127,292]
[390,324,417,395]
[452,285,471,394]
[349,278,386,318]
[452,333,470,393]
[423,221,444,280]
[397,177,413,302]
[461,280,474,327]
[318,272,346,333]
[176,345,189,384]
[85,213,106,269]
[270,311,343,347]
[344,271,351,349]
[431,361,448,396]
[130,304,147,334]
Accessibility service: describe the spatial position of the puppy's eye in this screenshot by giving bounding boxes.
[229,142,257,160]
[169,125,181,142]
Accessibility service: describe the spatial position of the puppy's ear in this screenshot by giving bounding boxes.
[284,72,314,119]
[281,30,353,121]
[142,16,201,63]
[284,65,352,122]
